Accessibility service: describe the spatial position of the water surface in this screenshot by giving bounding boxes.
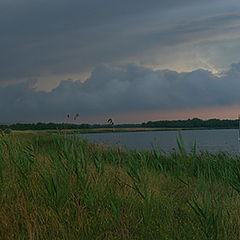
[77,129,240,153]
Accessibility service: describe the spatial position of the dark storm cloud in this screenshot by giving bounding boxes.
[1,63,240,122]
[1,0,239,82]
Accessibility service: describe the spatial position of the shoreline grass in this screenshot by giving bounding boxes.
[11,127,218,135]
[1,132,240,239]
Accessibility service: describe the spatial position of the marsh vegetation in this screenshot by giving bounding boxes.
[0,132,240,239]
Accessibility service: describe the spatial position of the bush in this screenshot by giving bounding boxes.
[4,128,12,134]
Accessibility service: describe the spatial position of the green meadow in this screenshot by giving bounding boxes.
[0,131,240,239]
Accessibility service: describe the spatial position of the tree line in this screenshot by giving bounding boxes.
[0,122,91,131]
[141,118,239,129]
[0,118,239,131]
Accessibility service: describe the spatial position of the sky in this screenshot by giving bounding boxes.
[1,0,240,124]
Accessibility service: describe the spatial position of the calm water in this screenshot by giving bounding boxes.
[77,129,240,153]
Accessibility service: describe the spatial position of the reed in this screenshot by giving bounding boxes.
[0,131,240,239]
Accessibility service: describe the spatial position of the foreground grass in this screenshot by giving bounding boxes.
[0,132,240,239]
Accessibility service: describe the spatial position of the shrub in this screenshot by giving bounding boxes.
[4,128,12,134]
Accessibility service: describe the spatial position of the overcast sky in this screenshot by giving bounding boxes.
[1,0,240,123]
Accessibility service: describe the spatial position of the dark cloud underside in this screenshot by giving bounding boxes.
[1,63,240,122]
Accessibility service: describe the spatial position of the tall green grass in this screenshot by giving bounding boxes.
[0,131,240,239]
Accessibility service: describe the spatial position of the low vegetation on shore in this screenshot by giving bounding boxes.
[0,131,240,239]
[0,117,239,132]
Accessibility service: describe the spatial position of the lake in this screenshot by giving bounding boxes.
[77,129,240,154]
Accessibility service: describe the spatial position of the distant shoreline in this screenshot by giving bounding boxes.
[2,118,239,132]
[11,127,238,135]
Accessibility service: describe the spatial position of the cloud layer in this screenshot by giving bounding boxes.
[2,1,240,123]
[1,63,240,123]
[1,0,240,86]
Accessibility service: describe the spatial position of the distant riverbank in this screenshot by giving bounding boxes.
[1,118,239,132]
[11,126,234,135]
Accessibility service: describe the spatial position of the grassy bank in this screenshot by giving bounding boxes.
[10,126,234,136]
[11,127,185,135]
[0,132,240,239]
